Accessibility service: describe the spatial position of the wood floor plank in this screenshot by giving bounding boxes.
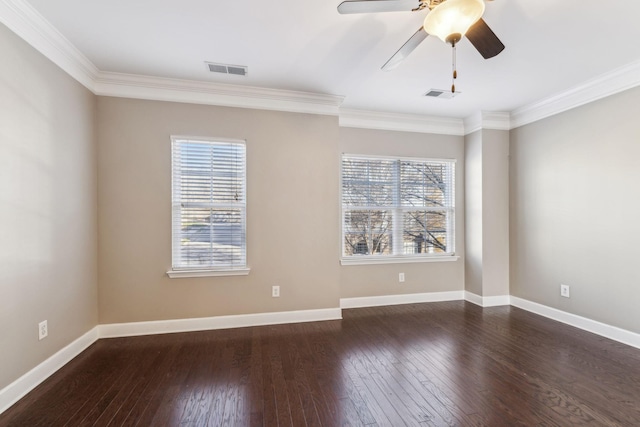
[2,302,640,426]
[258,328,282,427]
[1,342,122,427]
[115,337,182,425]
[56,342,137,426]
[145,340,205,426]
[297,322,351,426]
[340,349,395,425]
[202,334,236,427]
[101,342,172,426]
[344,325,443,425]
[284,330,322,426]
[346,307,465,426]
[303,322,377,426]
[176,333,221,426]
[246,328,265,426]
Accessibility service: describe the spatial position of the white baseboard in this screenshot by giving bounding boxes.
[464,291,483,306]
[340,291,464,309]
[0,327,99,415]
[98,307,342,338]
[464,292,511,307]
[510,297,640,350]
[0,308,341,415]
[4,297,639,417]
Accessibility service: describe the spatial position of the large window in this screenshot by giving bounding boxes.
[341,154,455,263]
[170,137,247,276]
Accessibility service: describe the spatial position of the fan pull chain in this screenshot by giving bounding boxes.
[451,42,457,93]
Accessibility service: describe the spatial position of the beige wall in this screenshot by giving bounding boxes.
[464,129,509,297]
[464,131,483,295]
[97,98,341,323]
[481,130,510,297]
[0,24,98,389]
[510,86,640,333]
[339,127,465,298]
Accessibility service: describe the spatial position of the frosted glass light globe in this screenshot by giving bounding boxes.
[424,0,485,44]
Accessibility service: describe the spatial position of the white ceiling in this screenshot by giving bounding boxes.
[23,0,640,119]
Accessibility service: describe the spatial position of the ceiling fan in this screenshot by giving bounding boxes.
[337,0,505,73]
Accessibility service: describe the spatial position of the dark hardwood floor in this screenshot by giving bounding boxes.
[2,301,640,426]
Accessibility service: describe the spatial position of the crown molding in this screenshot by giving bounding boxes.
[4,0,640,128]
[339,108,465,136]
[511,60,640,129]
[463,111,511,135]
[94,71,344,116]
[0,0,343,116]
[0,0,98,90]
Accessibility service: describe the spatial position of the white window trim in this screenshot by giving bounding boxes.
[340,255,459,266]
[340,153,456,265]
[166,267,250,278]
[169,136,248,277]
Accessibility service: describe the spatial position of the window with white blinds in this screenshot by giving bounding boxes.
[342,154,455,260]
[171,137,246,272]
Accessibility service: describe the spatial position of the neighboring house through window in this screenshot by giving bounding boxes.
[169,136,247,276]
[341,154,455,263]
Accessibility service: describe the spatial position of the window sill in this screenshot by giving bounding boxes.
[340,255,459,266]
[166,267,251,278]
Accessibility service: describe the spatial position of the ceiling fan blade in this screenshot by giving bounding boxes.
[382,26,428,71]
[466,18,505,59]
[337,0,420,14]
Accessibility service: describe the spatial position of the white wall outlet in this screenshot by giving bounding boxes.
[399,273,405,283]
[38,320,48,340]
[272,285,280,298]
[560,284,570,298]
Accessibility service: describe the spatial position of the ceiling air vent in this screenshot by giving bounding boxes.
[424,89,460,99]
[206,62,248,76]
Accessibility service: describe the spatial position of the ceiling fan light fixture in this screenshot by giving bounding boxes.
[424,0,485,44]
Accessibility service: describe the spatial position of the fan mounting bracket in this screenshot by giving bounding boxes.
[413,0,447,12]
[413,0,446,12]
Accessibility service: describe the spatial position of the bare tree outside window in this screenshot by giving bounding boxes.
[342,155,454,258]
[400,161,450,253]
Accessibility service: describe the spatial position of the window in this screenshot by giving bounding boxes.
[169,137,247,277]
[341,154,455,264]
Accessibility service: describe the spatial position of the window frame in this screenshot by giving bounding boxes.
[340,153,458,266]
[167,136,249,278]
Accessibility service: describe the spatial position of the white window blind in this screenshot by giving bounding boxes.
[171,137,246,271]
[342,155,455,259]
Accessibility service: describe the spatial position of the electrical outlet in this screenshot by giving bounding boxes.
[38,320,48,340]
[272,286,280,298]
[560,284,570,298]
[399,273,405,283]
